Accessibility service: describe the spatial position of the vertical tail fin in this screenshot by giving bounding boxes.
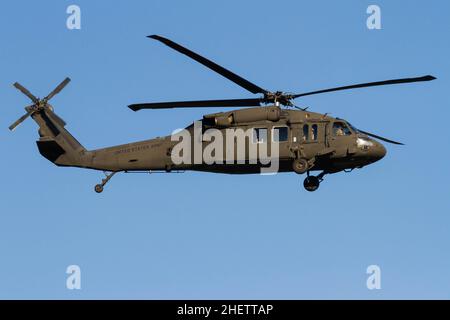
[33,108,89,167]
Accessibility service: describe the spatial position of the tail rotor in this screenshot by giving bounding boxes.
[9,77,71,131]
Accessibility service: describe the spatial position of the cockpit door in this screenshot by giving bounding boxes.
[327,121,356,156]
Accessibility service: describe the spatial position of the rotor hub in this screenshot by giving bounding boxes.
[263,91,294,107]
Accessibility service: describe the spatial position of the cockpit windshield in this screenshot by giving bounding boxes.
[332,122,352,136]
[345,121,359,133]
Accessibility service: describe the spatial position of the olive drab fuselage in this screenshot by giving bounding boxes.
[70,106,386,174]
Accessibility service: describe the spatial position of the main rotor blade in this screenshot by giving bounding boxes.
[148,35,268,95]
[129,98,263,111]
[291,75,436,99]
[8,109,34,131]
[44,77,71,101]
[13,82,39,103]
[358,129,404,145]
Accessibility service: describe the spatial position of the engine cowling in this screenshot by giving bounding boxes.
[203,106,281,127]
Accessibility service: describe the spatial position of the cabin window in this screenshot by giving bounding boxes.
[333,122,352,136]
[311,124,318,141]
[272,126,288,142]
[253,128,267,143]
[303,124,309,141]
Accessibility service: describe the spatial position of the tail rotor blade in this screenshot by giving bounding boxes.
[8,109,34,131]
[13,82,39,103]
[44,77,71,101]
[358,129,404,145]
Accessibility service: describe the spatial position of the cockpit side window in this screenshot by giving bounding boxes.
[333,122,352,136]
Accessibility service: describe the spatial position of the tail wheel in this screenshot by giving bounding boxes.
[292,158,309,174]
[94,184,104,193]
[303,176,320,192]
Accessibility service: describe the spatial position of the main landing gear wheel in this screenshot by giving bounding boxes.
[293,158,309,174]
[303,171,327,192]
[303,176,320,192]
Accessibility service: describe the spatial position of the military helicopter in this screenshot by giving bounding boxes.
[9,35,435,193]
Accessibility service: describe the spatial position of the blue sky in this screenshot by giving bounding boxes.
[0,0,449,299]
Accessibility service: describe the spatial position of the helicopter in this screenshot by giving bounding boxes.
[9,35,436,193]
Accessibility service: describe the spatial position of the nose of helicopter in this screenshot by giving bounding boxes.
[369,141,387,162]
